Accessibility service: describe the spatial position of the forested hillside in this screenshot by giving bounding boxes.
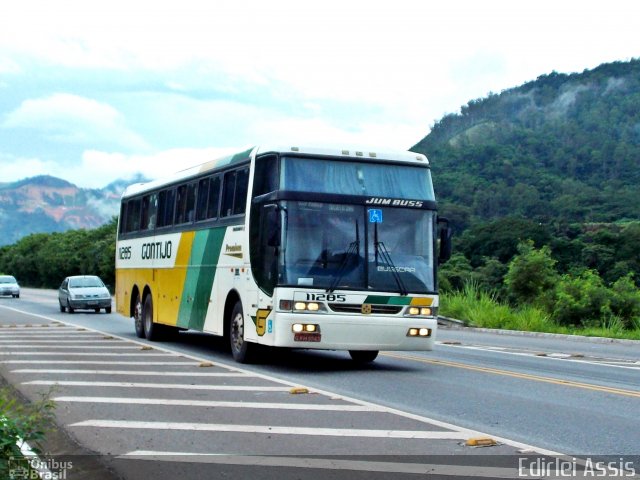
[412,59,640,331]
[413,59,640,231]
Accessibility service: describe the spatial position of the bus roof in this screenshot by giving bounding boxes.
[121,145,429,198]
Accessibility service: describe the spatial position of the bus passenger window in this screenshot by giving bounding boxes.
[221,171,236,217]
[208,176,221,219]
[140,193,158,230]
[233,168,249,215]
[196,178,209,222]
[185,183,196,222]
[157,189,176,227]
[125,199,141,233]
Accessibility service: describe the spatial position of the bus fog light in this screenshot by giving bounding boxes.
[305,324,317,332]
[419,328,431,337]
[292,324,304,333]
[408,328,419,336]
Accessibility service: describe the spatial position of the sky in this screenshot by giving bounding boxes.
[0,0,638,188]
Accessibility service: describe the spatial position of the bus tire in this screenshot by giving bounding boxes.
[142,294,160,341]
[229,301,255,363]
[133,293,145,338]
[349,350,379,363]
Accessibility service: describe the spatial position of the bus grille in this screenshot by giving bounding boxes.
[328,304,403,315]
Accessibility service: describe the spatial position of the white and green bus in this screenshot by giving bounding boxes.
[116,145,451,363]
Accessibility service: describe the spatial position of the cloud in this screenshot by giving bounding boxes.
[2,93,149,150]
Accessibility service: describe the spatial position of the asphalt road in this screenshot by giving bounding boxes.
[1,289,639,479]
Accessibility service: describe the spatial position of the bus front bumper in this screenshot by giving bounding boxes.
[271,313,437,351]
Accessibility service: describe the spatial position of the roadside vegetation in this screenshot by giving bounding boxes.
[0,217,116,290]
[0,385,56,478]
[440,240,640,340]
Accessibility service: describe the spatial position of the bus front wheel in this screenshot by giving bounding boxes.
[349,350,379,363]
[229,301,255,363]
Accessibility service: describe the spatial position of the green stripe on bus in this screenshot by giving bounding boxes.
[363,295,412,306]
[177,227,226,329]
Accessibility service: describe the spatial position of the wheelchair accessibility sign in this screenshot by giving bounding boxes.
[368,209,383,223]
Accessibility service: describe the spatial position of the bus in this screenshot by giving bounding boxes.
[115,145,452,363]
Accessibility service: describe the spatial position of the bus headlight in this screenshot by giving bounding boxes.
[293,301,323,312]
[406,306,436,317]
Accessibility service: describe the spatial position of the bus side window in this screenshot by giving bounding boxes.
[208,176,221,219]
[119,203,127,234]
[221,171,236,217]
[140,193,158,230]
[177,183,197,224]
[158,189,176,227]
[126,199,141,233]
[196,178,209,222]
[233,168,249,215]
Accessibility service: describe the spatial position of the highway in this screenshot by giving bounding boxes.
[1,289,638,479]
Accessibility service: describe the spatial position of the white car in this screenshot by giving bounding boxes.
[0,275,20,298]
[58,275,112,313]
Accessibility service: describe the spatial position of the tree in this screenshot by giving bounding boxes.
[504,241,558,306]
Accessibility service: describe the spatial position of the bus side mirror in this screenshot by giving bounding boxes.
[264,205,281,248]
[437,217,452,263]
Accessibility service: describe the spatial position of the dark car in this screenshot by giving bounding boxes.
[58,275,112,313]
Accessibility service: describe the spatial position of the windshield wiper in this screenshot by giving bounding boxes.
[327,221,360,293]
[374,223,408,296]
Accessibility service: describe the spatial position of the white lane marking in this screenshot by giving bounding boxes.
[0,345,140,349]
[0,340,121,343]
[0,352,173,356]
[13,369,251,377]
[55,396,379,411]
[24,381,291,391]
[71,420,465,439]
[1,360,197,366]
[122,451,515,477]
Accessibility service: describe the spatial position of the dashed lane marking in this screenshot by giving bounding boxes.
[54,396,381,411]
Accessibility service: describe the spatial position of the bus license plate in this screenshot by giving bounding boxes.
[294,332,321,342]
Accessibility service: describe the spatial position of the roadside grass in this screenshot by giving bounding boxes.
[0,385,56,478]
[440,283,640,341]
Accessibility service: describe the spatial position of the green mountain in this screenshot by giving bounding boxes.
[412,59,640,234]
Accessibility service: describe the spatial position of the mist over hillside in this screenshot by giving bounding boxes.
[0,174,147,246]
[412,58,640,232]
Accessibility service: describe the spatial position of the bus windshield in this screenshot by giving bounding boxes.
[280,201,435,293]
[281,156,435,200]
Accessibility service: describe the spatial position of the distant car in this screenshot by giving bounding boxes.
[0,275,20,298]
[58,275,112,313]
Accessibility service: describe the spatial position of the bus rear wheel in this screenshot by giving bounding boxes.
[349,350,379,363]
[229,301,255,363]
[142,294,160,341]
[133,293,145,338]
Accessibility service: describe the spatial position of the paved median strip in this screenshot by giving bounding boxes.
[70,420,466,439]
